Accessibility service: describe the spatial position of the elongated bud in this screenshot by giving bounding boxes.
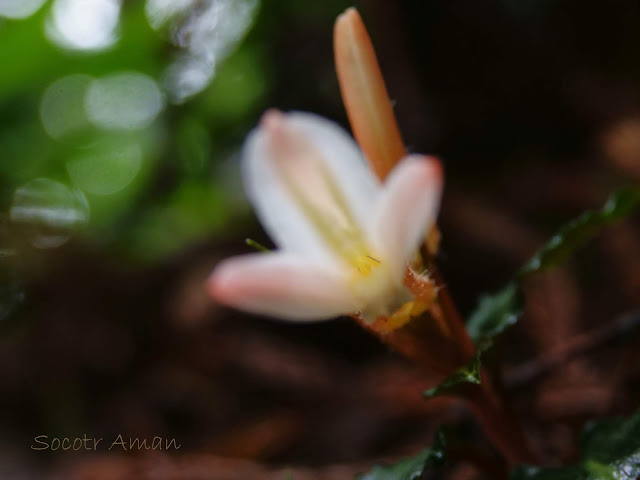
[334,7,406,180]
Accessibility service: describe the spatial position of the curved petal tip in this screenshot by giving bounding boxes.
[407,154,443,184]
[333,5,406,179]
[260,108,284,129]
[206,261,240,307]
[372,154,443,280]
[335,6,359,26]
[206,254,357,321]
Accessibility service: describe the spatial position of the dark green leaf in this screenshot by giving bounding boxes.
[357,450,433,480]
[511,409,640,480]
[466,282,521,342]
[511,465,587,480]
[518,187,640,277]
[581,410,640,472]
[442,187,640,399]
[423,341,492,398]
[467,187,640,344]
[357,430,447,480]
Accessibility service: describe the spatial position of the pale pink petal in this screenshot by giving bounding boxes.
[242,110,380,264]
[207,252,356,321]
[372,155,443,281]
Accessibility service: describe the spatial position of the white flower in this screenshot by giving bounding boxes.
[208,109,442,322]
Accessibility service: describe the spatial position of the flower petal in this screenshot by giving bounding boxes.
[207,252,356,321]
[243,110,380,264]
[372,155,443,280]
[334,7,406,180]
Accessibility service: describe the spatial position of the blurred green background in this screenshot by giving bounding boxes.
[1,0,272,264]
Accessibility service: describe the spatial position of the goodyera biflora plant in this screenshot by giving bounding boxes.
[208,109,442,326]
[208,6,535,468]
[209,7,447,334]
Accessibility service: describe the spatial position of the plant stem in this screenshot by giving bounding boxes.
[466,370,536,466]
[427,259,475,361]
[424,253,536,465]
[359,247,536,465]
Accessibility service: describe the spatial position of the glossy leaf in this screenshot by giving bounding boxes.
[518,187,640,277]
[466,282,521,342]
[467,187,640,343]
[422,339,497,398]
[511,409,640,480]
[432,187,640,395]
[424,347,483,398]
[357,430,446,480]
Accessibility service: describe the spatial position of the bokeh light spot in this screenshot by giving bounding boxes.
[66,142,143,196]
[148,0,259,103]
[85,72,164,131]
[40,74,93,142]
[10,178,89,249]
[46,0,121,52]
[145,0,195,30]
[0,0,46,19]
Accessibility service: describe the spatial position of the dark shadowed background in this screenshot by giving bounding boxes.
[0,0,639,478]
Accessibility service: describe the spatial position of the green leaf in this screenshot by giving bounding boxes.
[518,187,640,277]
[467,187,640,343]
[424,346,483,398]
[422,339,497,398]
[357,450,433,480]
[581,410,640,472]
[511,465,587,480]
[440,187,640,398]
[511,409,640,480]
[466,282,522,342]
[357,430,447,480]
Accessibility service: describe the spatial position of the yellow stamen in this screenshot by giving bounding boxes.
[354,255,381,277]
[373,299,431,333]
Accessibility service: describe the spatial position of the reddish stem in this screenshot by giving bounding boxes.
[424,254,536,465]
[466,370,536,466]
